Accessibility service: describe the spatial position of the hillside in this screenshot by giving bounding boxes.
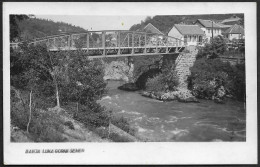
[17,17,87,41]
[129,14,244,34]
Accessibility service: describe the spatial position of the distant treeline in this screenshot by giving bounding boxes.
[129,14,244,34]
[11,15,87,41]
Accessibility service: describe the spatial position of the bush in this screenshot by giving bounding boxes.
[145,74,166,92]
[111,116,136,136]
[197,35,227,59]
[64,121,75,130]
[30,111,66,142]
[161,64,179,91]
[73,104,110,128]
[188,58,245,101]
[11,89,66,142]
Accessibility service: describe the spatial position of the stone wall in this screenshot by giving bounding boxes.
[162,46,198,89]
[175,46,198,89]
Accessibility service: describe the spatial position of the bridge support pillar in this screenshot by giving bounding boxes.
[125,56,134,83]
[162,46,198,89]
[162,53,179,69]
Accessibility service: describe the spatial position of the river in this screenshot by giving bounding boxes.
[98,80,246,142]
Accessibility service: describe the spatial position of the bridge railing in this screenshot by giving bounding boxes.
[10,30,185,53]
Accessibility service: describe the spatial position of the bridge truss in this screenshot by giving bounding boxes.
[10,30,186,58]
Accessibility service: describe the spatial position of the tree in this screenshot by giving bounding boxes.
[12,43,65,109]
[197,35,227,59]
[59,51,107,109]
[10,15,29,42]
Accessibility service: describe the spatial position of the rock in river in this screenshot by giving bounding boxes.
[118,83,140,91]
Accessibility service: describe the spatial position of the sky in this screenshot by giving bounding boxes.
[35,15,150,31]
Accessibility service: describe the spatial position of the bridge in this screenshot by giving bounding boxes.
[10,30,186,58]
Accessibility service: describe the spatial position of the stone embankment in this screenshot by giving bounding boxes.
[141,46,199,102]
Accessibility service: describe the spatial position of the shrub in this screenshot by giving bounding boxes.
[59,51,107,108]
[64,121,75,130]
[111,116,136,136]
[188,58,245,101]
[11,89,66,142]
[197,35,227,59]
[161,64,179,91]
[145,74,166,92]
[30,111,66,142]
[73,104,110,128]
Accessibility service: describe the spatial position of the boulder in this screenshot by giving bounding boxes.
[103,61,131,82]
[175,88,200,103]
[118,83,140,91]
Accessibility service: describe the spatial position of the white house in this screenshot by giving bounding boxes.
[195,19,222,42]
[222,24,244,41]
[138,23,164,46]
[168,24,205,46]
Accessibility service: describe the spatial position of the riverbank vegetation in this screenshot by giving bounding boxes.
[10,44,136,142]
[188,36,245,102]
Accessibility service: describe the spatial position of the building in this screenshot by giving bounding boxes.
[221,15,242,25]
[138,23,164,46]
[139,23,164,35]
[215,22,232,32]
[222,24,244,41]
[195,19,222,42]
[168,24,205,46]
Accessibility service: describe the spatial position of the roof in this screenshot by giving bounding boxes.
[223,24,244,35]
[196,19,221,28]
[215,22,232,29]
[221,15,241,24]
[174,24,205,35]
[141,23,164,35]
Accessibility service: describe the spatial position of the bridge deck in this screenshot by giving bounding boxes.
[10,30,186,58]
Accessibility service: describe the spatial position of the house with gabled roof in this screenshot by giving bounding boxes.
[137,23,164,46]
[139,23,164,35]
[168,24,205,46]
[222,24,244,40]
[195,19,222,42]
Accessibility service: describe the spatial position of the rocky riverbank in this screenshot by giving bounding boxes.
[140,88,199,103]
[103,61,133,82]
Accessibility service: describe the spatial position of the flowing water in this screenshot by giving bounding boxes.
[98,80,246,142]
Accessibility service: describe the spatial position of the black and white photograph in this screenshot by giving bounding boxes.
[3,2,257,165]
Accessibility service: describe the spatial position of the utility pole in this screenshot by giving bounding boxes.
[211,20,214,43]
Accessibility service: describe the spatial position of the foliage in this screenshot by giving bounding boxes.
[197,35,227,59]
[64,121,75,130]
[188,58,245,101]
[18,17,86,41]
[111,116,136,136]
[10,15,29,42]
[73,104,109,128]
[160,64,179,91]
[10,43,65,107]
[11,88,66,142]
[145,74,166,92]
[59,51,107,107]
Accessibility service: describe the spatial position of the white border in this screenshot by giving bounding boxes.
[3,2,257,165]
